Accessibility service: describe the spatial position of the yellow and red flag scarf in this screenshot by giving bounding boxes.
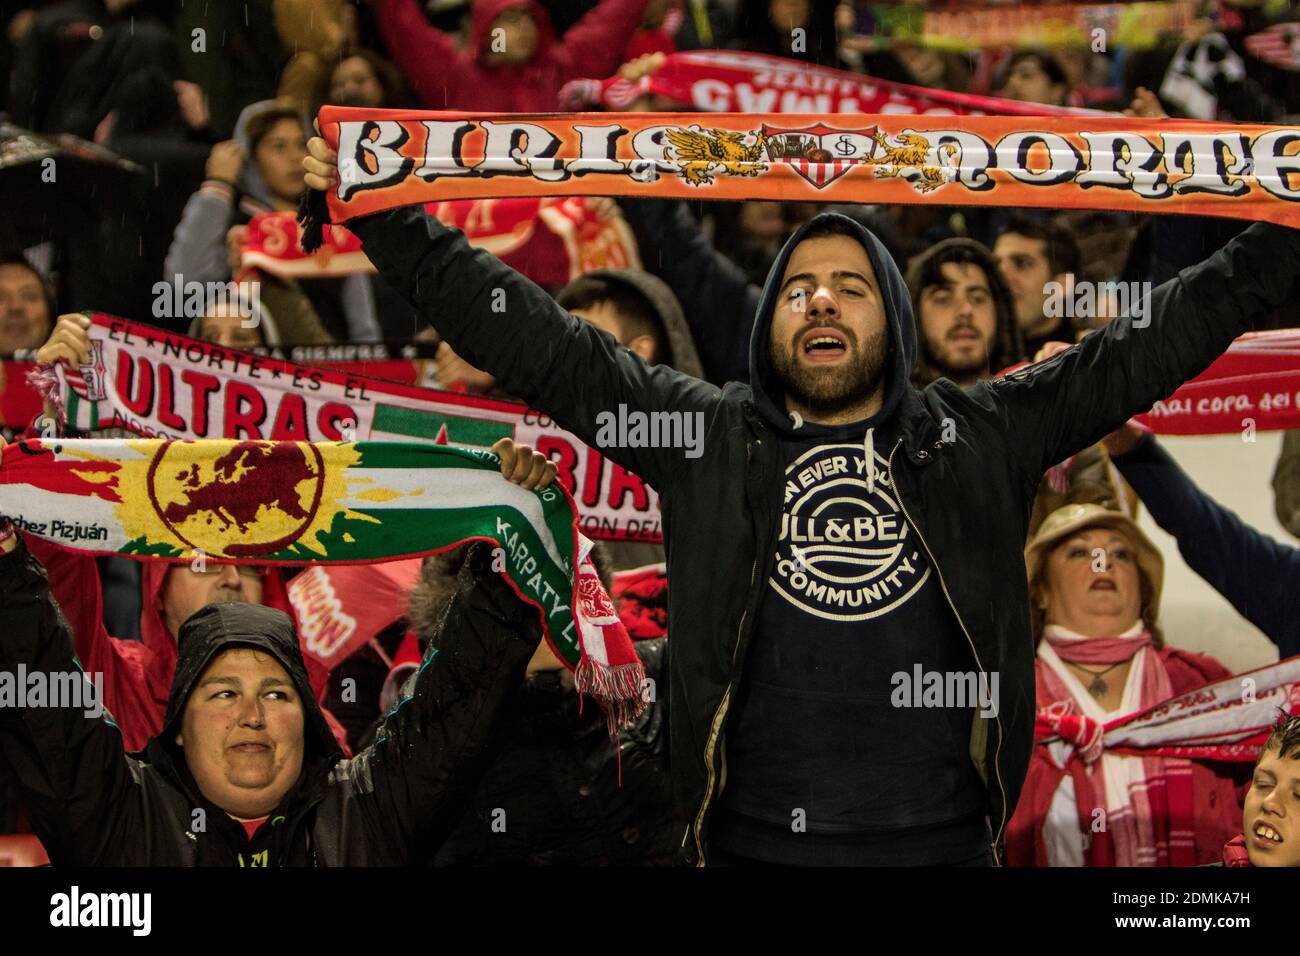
[0,436,646,729]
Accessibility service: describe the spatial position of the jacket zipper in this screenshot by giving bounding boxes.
[887,437,1009,865]
[689,434,773,865]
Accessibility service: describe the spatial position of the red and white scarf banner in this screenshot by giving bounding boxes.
[37,313,662,544]
[558,49,1100,116]
[317,108,1300,230]
[998,330,1300,435]
[1245,23,1300,72]
[240,211,372,278]
[242,198,638,286]
[1037,655,1300,763]
[287,558,423,672]
[9,330,1300,440]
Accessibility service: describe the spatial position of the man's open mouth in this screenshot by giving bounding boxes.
[1253,821,1284,846]
[801,329,848,362]
[230,743,271,753]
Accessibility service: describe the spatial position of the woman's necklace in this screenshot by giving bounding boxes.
[1066,660,1128,699]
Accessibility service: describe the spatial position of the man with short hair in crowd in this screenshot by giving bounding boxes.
[1225,715,1300,867]
[307,135,1300,866]
[993,215,1084,357]
[905,238,1025,388]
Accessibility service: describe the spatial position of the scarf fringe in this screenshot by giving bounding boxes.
[575,656,647,736]
[297,188,329,254]
[25,363,65,430]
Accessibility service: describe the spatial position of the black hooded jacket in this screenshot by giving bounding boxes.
[0,541,542,865]
[347,204,1300,864]
[706,218,990,864]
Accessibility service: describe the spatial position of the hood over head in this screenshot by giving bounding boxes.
[571,268,705,379]
[905,237,1025,387]
[467,0,555,65]
[155,602,340,764]
[748,210,917,444]
[232,99,311,207]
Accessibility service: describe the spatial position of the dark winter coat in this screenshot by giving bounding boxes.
[348,204,1300,864]
[0,541,541,865]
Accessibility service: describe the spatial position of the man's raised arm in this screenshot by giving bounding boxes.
[984,222,1300,489]
[307,136,721,488]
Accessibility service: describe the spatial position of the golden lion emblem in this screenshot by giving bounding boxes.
[871,131,958,194]
[664,127,769,186]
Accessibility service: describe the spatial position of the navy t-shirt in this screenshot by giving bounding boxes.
[714,434,989,865]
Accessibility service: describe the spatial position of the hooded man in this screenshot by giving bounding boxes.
[309,131,1300,866]
[375,0,652,113]
[0,528,544,866]
[905,238,1025,389]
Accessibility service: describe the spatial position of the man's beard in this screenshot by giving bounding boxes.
[770,323,890,418]
[924,329,990,378]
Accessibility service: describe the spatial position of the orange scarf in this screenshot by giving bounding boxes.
[308,108,1300,242]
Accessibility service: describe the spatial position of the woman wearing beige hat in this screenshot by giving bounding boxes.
[1005,503,1246,867]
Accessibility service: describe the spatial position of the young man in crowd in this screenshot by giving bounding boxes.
[992,215,1084,358]
[307,137,1300,865]
[1226,715,1300,867]
[905,238,1025,389]
[996,50,1070,107]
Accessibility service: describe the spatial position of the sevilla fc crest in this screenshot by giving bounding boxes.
[69,339,108,401]
[762,123,877,190]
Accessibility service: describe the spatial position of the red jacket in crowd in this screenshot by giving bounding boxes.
[375,0,652,112]
[1006,648,1246,867]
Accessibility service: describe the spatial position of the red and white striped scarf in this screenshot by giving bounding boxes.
[1037,626,1197,866]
